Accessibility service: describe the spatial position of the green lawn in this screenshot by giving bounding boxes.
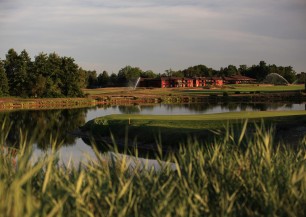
[181,84,304,95]
[83,85,305,98]
[94,110,306,128]
[83,111,306,146]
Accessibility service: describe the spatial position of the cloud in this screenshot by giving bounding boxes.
[0,0,305,73]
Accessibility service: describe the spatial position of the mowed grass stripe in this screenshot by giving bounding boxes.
[101,110,306,121]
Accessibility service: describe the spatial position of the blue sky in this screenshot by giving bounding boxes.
[1,0,305,74]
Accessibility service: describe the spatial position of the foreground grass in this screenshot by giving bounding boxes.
[1,120,306,216]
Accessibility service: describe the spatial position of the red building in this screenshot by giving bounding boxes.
[139,77,194,88]
[139,75,255,88]
[194,77,223,87]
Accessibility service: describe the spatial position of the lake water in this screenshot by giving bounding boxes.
[1,102,305,165]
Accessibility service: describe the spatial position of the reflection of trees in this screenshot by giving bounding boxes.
[0,108,87,150]
[284,104,293,109]
[182,103,217,112]
[139,105,154,111]
[96,104,113,109]
[222,102,239,111]
[163,103,218,113]
[239,103,248,111]
[148,102,297,113]
[118,106,141,114]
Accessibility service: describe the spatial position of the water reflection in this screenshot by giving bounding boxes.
[0,108,87,150]
[0,102,304,153]
[118,105,141,114]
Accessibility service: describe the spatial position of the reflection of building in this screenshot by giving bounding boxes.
[139,75,255,88]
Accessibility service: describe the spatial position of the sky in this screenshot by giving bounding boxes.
[1,0,306,74]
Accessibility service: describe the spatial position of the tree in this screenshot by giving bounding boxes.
[109,73,118,86]
[17,50,32,96]
[117,66,142,86]
[60,56,83,97]
[165,68,175,77]
[222,65,238,77]
[4,49,19,95]
[4,49,32,96]
[182,65,211,77]
[0,60,9,96]
[32,52,62,97]
[141,70,156,78]
[172,70,184,77]
[238,65,248,75]
[244,61,269,81]
[97,71,110,87]
[258,60,269,81]
[86,70,98,88]
[304,75,306,92]
[282,66,296,83]
[78,67,88,88]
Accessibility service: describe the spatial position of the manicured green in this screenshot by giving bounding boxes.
[87,111,306,131]
[1,119,306,216]
[82,111,306,146]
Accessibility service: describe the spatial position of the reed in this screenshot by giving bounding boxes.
[0,120,305,216]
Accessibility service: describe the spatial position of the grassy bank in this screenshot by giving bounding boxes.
[84,84,305,97]
[84,85,306,105]
[1,121,306,216]
[0,98,97,111]
[82,111,306,147]
[0,85,305,111]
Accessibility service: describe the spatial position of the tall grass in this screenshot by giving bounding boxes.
[0,120,305,216]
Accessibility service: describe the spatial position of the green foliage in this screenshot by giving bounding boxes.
[243,61,297,83]
[3,49,85,98]
[1,120,306,216]
[4,48,22,96]
[86,70,98,88]
[117,66,143,87]
[109,73,118,87]
[182,64,213,77]
[220,64,238,77]
[0,108,87,149]
[0,60,9,96]
[97,70,110,87]
[140,70,157,78]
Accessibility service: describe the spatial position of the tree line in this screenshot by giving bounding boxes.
[0,49,303,97]
[87,61,301,88]
[0,49,87,97]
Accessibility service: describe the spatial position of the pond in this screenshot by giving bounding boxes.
[1,102,305,165]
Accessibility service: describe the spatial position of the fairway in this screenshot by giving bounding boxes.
[83,84,305,98]
[84,110,306,146]
[96,110,306,124]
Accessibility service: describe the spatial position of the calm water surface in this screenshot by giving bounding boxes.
[1,102,305,165]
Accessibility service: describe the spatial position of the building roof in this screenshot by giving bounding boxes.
[194,76,223,80]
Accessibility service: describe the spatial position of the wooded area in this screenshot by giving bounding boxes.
[0,49,304,97]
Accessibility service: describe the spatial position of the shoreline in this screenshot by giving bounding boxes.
[0,86,305,111]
